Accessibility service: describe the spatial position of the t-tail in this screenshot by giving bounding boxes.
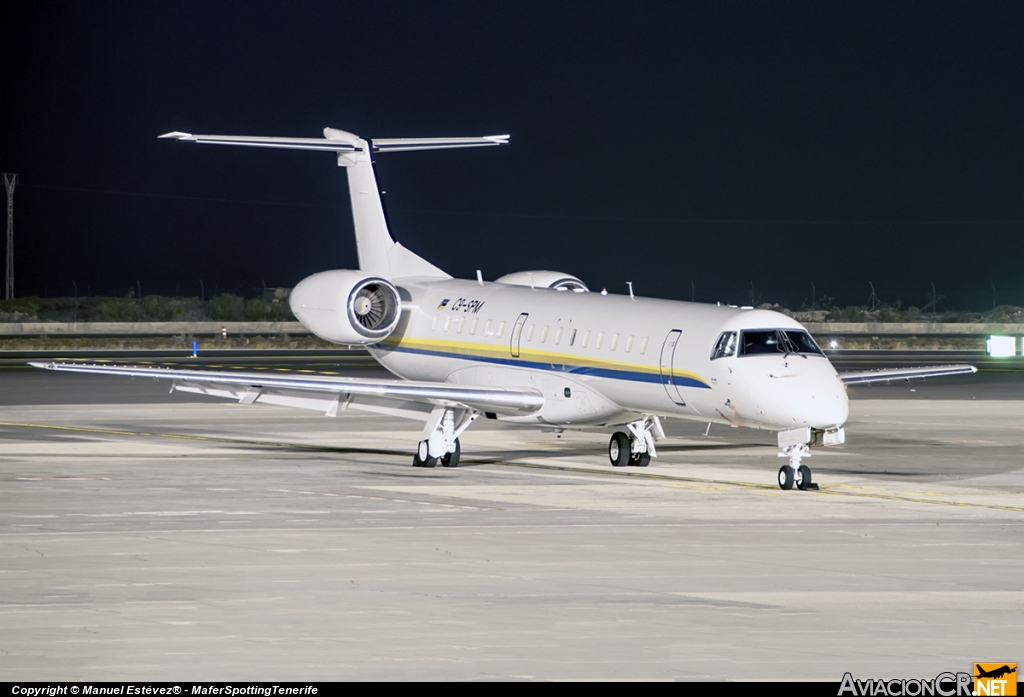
[158,128,509,279]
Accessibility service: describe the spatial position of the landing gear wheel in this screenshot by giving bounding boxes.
[778,465,794,490]
[441,438,461,468]
[629,450,651,467]
[609,432,631,467]
[413,440,437,468]
[796,465,812,491]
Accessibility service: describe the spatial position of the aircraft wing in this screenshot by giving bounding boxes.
[838,364,977,385]
[29,362,543,421]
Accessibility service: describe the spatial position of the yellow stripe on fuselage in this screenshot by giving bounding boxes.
[380,335,708,385]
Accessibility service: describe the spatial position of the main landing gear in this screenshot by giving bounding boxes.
[413,407,477,468]
[608,416,663,467]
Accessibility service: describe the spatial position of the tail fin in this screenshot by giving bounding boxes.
[159,128,509,279]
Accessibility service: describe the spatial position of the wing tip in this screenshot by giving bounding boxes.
[158,131,193,140]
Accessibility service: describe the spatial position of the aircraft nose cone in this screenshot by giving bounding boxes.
[744,364,849,429]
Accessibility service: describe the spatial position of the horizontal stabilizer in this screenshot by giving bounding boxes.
[158,131,509,154]
[158,132,360,152]
[372,135,509,152]
[839,364,977,385]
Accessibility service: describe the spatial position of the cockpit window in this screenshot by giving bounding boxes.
[739,329,824,357]
[782,330,824,356]
[741,330,785,355]
[710,331,737,360]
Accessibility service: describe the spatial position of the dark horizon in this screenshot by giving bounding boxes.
[2,1,1022,312]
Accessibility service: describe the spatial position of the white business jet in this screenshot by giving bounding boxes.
[32,128,976,489]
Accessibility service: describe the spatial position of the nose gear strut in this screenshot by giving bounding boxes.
[777,443,818,491]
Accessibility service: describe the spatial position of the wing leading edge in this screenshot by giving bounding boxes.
[29,362,543,420]
[838,364,977,385]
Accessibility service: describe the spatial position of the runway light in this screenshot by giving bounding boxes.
[986,335,1015,357]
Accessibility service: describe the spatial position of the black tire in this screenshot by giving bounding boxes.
[413,440,437,468]
[629,450,651,467]
[778,465,794,490]
[441,438,461,468]
[796,465,812,490]
[608,432,631,467]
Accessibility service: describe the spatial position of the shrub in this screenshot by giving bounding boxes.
[244,298,270,321]
[206,293,245,321]
[876,306,903,322]
[95,299,144,321]
[141,295,178,321]
[0,298,41,318]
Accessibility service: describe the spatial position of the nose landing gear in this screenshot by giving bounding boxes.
[777,443,817,490]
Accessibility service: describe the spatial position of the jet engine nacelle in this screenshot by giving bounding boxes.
[495,271,589,292]
[289,270,401,345]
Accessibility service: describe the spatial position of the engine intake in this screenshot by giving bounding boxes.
[289,270,401,345]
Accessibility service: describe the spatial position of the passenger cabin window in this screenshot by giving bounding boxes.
[540,326,549,343]
[582,330,590,348]
[526,324,535,341]
[711,331,737,359]
[640,336,649,354]
[456,317,464,334]
[610,333,619,351]
[569,329,577,346]
[431,315,439,332]
[470,318,478,335]
[554,327,563,345]
[595,332,604,349]
[484,319,492,336]
[444,317,452,333]
[497,320,506,338]
[739,329,824,357]
[625,335,634,353]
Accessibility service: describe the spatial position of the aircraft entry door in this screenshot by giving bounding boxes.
[510,313,529,358]
[659,329,687,406]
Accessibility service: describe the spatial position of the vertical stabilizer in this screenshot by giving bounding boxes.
[160,127,508,280]
[324,128,449,279]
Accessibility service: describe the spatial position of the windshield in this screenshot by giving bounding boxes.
[739,329,823,357]
[782,329,824,355]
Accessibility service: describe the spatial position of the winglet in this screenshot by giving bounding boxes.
[158,131,194,140]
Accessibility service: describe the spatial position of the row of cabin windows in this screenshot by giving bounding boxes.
[430,315,649,354]
[430,315,505,337]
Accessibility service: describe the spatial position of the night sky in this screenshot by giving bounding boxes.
[2,1,1022,310]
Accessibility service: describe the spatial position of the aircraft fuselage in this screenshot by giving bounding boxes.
[368,278,849,432]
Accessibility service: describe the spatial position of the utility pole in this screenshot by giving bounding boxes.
[4,173,16,300]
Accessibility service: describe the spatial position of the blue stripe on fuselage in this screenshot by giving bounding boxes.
[379,344,712,389]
